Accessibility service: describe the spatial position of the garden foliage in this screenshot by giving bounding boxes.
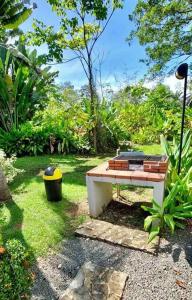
[0,239,33,300]
[143,131,192,241]
[1,77,191,155]
[0,45,57,133]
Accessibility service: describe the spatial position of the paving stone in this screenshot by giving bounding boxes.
[75,219,159,254]
[59,261,128,300]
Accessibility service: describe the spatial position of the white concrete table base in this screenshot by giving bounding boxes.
[86,163,166,217]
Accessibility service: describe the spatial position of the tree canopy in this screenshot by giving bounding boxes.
[128,0,192,76]
[24,0,124,152]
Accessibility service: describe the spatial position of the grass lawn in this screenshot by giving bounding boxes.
[0,144,162,257]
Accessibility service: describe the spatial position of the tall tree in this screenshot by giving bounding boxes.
[25,0,123,152]
[128,0,192,76]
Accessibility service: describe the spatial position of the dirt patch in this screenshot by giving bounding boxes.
[67,201,89,217]
[97,199,149,230]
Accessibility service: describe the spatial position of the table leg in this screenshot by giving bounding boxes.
[86,176,113,217]
[153,181,165,207]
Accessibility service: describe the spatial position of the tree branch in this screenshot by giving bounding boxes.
[90,9,115,55]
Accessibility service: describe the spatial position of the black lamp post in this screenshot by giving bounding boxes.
[175,63,188,175]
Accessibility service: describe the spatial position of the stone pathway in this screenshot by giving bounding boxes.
[59,261,128,300]
[32,229,192,300]
[31,193,192,300]
[75,219,159,254]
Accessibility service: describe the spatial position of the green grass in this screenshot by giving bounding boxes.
[0,144,161,257]
[134,144,162,155]
[0,155,110,257]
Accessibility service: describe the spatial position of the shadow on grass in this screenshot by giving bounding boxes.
[11,163,98,194]
[1,193,88,299]
[2,156,96,297]
[1,199,60,299]
[12,153,105,192]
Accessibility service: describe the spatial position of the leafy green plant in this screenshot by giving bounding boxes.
[0,239,34,300]
[0,1,34,30]
[0,123,48,156]
[142,182,192,242]
[0,45,57,133]
[160,130,192,187]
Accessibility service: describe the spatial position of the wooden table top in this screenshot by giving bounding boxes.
[87,162,166,182]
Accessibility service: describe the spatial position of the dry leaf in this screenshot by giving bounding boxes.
[176,279,186,289]
[0,246,6,255]
[173,269,182,275]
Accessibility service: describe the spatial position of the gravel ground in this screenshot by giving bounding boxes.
[31,228,192,300]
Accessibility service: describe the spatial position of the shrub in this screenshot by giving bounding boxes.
[0,122,90,156]
[0,150,22,183]
[0,239,34,300]
[0,123,48,157]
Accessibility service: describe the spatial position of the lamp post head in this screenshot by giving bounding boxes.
[175,63,188,80]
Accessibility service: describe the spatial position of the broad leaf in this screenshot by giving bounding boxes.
[148,226,160,243]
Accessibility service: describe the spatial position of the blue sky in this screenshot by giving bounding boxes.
[21,1,181,91]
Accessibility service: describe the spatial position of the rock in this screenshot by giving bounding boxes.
[0,169,12,201]
[59,261,128,300]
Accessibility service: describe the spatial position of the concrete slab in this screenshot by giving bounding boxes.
[75,219,159,255]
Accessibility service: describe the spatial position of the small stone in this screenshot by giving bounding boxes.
[58,264,62,269]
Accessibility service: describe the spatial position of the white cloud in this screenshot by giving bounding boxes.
[144,75,183,93]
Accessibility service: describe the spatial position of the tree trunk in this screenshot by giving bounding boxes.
[0,169,11,202]
[88,59,98,153]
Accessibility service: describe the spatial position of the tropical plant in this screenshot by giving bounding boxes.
[0,0,35,30]
[0,46,58,132]
[142,182,192,242]
[0,123,49,156]
[96,98,127,151]
[0,1,37,66]
[0,1,37,202]
[160,130,192,187]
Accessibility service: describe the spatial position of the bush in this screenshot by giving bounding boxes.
[0,150,22,183]
[0,123,49,157]
[0,122,90,156]
[0,239,34,300]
